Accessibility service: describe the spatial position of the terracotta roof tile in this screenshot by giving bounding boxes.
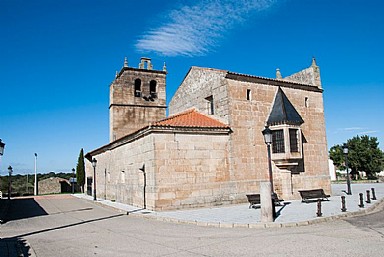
[153,109,229,129]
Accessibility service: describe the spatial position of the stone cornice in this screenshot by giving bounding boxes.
[109,103,168,109]
[225,72,323,93]
[117,66,167,78]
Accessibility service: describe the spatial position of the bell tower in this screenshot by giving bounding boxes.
[109,57,167,142]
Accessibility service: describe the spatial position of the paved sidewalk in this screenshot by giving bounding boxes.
[75,182,384,228]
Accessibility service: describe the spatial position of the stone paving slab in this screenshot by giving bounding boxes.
[75,182,384,228]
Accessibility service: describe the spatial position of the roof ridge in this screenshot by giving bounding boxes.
[152,108,230,129]
[152,108,197,125]
[227,71,319,88]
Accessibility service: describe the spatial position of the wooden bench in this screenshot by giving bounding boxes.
[298,189,330,203]
[246,194,284,208]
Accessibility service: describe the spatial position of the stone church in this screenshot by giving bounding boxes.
[85,57,330,211]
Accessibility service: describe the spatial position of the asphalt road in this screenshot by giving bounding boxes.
[1,195,384,257]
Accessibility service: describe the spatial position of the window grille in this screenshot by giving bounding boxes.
[289,128,299,152]
[272,129,285,153]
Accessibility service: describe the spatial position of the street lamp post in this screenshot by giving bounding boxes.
[72,168,75,194]
[0,139,5,168]
[262,126,276,219]
[104,169,107,200]
[139,164,146,209]
[34,153,38,196]
[1,140,6,199]
[0,139,5,156]
[262,126,274,192]
[92,158,97,201]
[8,166,13,200]
[342,143,352,195]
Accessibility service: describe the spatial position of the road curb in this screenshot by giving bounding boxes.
[77,194,384,230]
[125,197,384,229]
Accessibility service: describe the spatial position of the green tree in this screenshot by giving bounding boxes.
[330,135,384,179]
[76,148,85,193]
[329,144,345,169]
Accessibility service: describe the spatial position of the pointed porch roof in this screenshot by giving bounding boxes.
[267,87,304,126]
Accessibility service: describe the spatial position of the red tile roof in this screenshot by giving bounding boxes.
[85,109,230,158]
[152,109,229,129]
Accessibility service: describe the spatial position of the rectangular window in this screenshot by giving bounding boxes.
[289,129,299,152]
[205,96,214,115]
[247,89,251,101]
[272,129,285,153]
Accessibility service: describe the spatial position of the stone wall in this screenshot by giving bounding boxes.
[169,65,331,201]
[86,134,155,208]
[38,177,70,195]
[169,67,230,124]
[283,59,322,88]
[86,129,231,210]
[225,79,330,199]
[153,132,231,210]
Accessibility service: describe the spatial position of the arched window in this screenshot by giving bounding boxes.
[150,80,157,98]
[134,79,141,97]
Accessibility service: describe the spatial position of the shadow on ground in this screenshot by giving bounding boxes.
[0,237,32,257]
[2,198,48,223]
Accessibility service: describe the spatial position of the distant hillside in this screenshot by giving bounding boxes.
[0,172,74,196]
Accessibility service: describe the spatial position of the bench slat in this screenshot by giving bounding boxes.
[246,194,283,208]
[298,189,330,203]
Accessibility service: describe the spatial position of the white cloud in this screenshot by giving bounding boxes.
[135,0,277,57]
[343,127,365,131]
[334,127,366,134]
[358,130,379,135]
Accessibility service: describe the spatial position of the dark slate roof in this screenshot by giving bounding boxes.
[267,87,304,126]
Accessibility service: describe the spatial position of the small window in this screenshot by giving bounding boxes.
[247,89,251,101]
[121,171,125,183]
[272,129,285,153]
[205,96,214,115]
[134,79,141,97]
[289,128,299,152]
[150,80,157,98]
[305,97,309,108]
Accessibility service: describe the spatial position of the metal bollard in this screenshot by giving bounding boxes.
[366,190,371,204]
[371,188,377,200]
[358,193,364,208]
[317,199,322,217]
[341,196,347,212]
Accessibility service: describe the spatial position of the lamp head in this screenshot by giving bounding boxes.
[342,143,348,155]
[92,158,97,168]
[0,139,5,156]
[262,126,272,145]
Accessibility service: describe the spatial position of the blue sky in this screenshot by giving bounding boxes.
[1,0,383,175]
